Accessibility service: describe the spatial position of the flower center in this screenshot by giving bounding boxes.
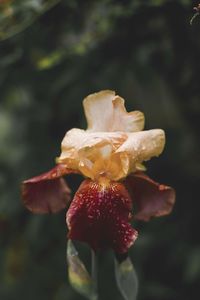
[78,146,129,181]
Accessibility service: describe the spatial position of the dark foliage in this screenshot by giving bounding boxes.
[0,1,200,299]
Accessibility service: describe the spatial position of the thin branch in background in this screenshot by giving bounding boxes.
[190,3,200,25]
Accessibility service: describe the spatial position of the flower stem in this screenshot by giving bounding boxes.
[91,250,98,300]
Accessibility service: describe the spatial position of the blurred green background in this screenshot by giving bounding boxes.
[0,0,200,299]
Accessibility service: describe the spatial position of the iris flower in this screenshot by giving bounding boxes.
[22,90,175,255]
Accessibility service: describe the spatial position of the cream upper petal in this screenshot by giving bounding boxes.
[116,129,165,171]
[57,128,128,180]
[57,91,166,181]
[83,90,144,132]
[83,90,115,132]
[60,128,86,151]
[111,96,144,132]
[59,128,126,151]
[57,128,127,166]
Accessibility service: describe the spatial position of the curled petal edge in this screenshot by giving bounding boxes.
[125,172,175,221]
[116,129,165,165]
[83,90,144,132]
[22,164,80,214]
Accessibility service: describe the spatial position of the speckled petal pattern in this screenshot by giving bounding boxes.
[67,179,138,253]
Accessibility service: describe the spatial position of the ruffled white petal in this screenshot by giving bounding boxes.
[57,128,127,179]
[57,91,165,181]
[83,90,144,132]
[59,128,126,153]
[116,129,165,173]
[112,96,144,132]
[83,90,115,132]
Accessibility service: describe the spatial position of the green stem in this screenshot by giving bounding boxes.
[91,250,98,300]
[190,12,199,25]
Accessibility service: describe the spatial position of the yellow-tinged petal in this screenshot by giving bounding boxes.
[83,90,144,132]
[57,91,165,181]
[58,129,126,158]
[57,129,85,169]
[116,129,165,173]
[57,128,128,179]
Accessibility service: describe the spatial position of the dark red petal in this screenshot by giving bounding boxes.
[125,172,175,221]
[22,164,77,214]
[66,179,138,254]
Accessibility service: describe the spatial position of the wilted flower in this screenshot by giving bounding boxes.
[22,90,175,254]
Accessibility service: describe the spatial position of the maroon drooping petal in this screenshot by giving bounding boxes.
[22,164,78,214]
[125,172,175,221]
[67,179,138,254]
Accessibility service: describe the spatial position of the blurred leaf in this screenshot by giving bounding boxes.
[0,0,199,299]
[184,247,200,282]
[4,238,28,284]
[0,0,62,41]
[36,49,65,70]
[66,240,98,300]
[147,0,190,6]
[115,256,138,300]
[0,48,22,67]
